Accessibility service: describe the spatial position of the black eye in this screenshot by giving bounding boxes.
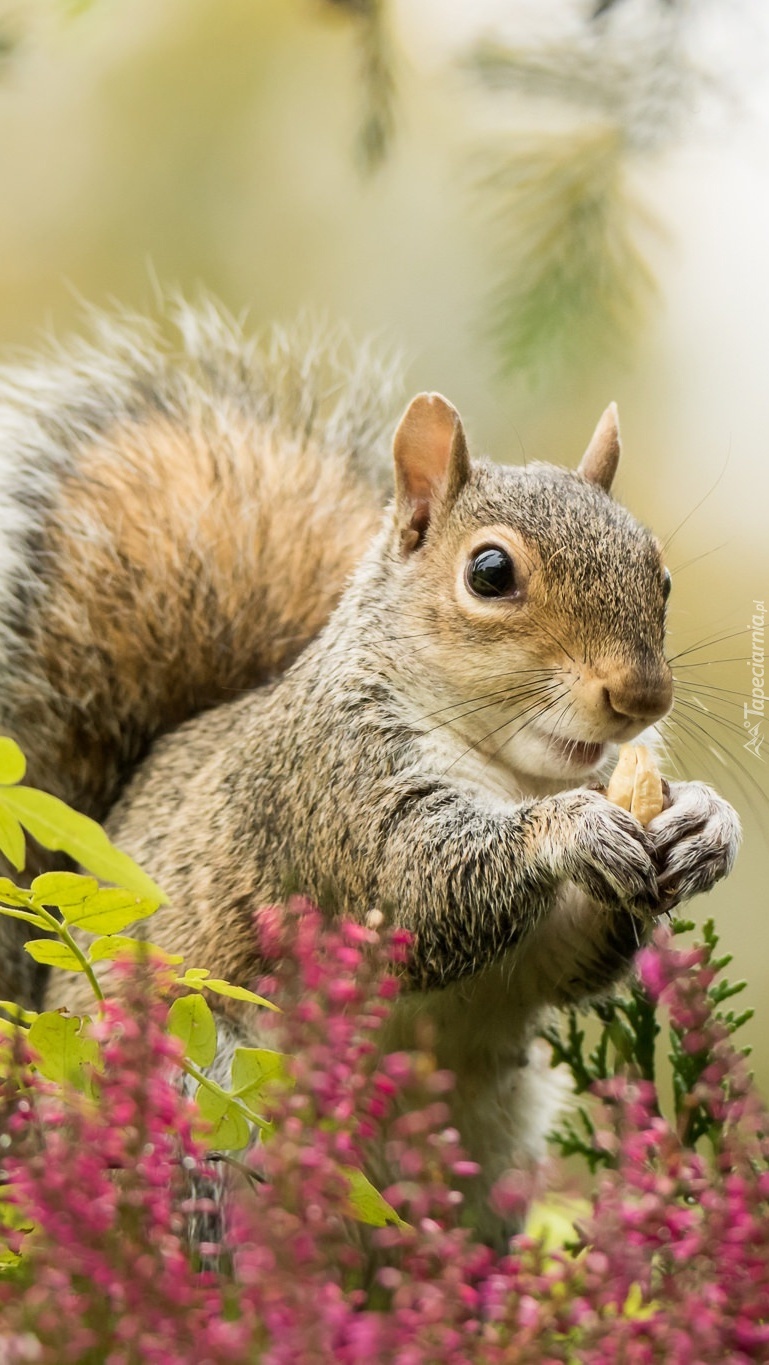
[662,568,672,602]
[466,546,517,599]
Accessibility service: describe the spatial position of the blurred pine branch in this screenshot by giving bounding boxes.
[463,1,719,383]
[322,0,396,172]
[478,126,658,382]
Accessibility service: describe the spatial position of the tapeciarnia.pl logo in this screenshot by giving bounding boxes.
[744,599,765,760]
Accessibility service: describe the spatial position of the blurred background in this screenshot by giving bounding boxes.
[1,0,767,1076]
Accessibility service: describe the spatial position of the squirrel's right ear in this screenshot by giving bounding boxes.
[393,393,470,553]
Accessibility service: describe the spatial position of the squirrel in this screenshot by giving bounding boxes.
[0,298,740,1246]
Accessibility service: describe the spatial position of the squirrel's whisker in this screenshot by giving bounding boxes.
[672,657,751,670]
[419,684,557,742]
[481,689,572,770]
[647,724,684,780]
[415,679,555,729]
[440,687,569,776]
[533,620,577,666]
[664,710,768,833]
[659,453,731,553]
[667,543,727,577]
[667,626,749,665]
[674,695,758,743]
[674,677,750,703]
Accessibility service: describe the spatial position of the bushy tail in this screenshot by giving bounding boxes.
[0,296,399,822]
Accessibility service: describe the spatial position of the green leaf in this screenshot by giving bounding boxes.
[87,935,183,966]
[174,968,211,986]
[0,1016,24,1043]
[342,1166,407,1228]
[28,1012,99,1090]
[173,970,279,1012]
[63,887,161,935]
[0,1000,37,1025]
[194,1084,250,1150]
[31,872,98,907]
[24,939,85,972]
[0,787,168,903]
[168,994,217,1068]
[525,1194,591,1254]
[0,739,26,786]
[0,880,38,909]
[201,979,279,1011]
[231,1047,288,1104]
[0,805,25,872]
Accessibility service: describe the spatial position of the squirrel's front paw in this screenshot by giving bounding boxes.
[545,789,658,913]
[645,781,741,911]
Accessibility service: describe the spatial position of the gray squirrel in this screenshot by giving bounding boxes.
[0,300,740,1245]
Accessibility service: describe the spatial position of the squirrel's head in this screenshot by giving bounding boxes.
[386,392,673,787]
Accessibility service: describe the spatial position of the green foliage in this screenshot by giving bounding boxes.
[27,1012,100,1093]
[342,1165,408,1229]
[195,1077,252,1151]
[168,993,218,1068]
[0,738,26,786]
[670,918,754,1148]
[0,739,166,902]
[544,916,754,1169]
[174,967,278,1012]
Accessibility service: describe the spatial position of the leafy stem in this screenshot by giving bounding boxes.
[30,903,105,1004]
[181,1058,272,1136]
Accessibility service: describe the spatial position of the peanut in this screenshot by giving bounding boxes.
[606,743,664,826]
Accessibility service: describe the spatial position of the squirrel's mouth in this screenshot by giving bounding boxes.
[546,736,605,771]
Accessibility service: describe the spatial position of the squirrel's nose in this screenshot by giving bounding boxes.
[603,668,673,726]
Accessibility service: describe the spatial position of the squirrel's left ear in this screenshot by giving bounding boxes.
[393,392,470,553]
[578,402,621,492]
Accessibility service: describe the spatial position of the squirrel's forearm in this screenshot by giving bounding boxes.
[375,787,557,989]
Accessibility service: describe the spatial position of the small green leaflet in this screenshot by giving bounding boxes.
[87,935,183,966]
[204,978,280,1010]
[0,805,25,872]
[0,999,38,1025]
[0,878,38,909]
[194,1084,250,1151]
[342,1166,408,1229]
[0,785,168,903]
[33,873,162,939]
[67,886,161,935]
[231,1047,288,1106]
[168,994,217,1068]
[24,939,85,972]
[28,1012,100,1091]
[173,968,279,1012]
[0,738,26,785]
[31,873,99,907]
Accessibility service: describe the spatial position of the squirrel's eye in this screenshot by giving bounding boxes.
[662,568,672,603]
[467,546,517,599]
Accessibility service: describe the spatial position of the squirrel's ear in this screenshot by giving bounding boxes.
[393,392,470,552]
[578,402,621,492]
